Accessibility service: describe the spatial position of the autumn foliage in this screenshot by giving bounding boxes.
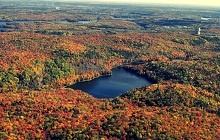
[0,87,219,139]
[0,31,220,139]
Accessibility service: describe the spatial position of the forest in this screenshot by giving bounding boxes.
[0,0,219,139]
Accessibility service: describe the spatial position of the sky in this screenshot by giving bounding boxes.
[120,0,219,6]
[59,0,220,7]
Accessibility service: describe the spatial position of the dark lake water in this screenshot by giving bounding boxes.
[69,68,152,98]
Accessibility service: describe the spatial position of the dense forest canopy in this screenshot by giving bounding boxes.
[0,1,219,139]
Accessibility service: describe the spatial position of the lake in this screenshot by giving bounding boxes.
[0,20,34,25]
[0,20,97,25]
[77,20,97,24]
[69,68,152,98]
[0,20,97,31]
[0,20,34,31]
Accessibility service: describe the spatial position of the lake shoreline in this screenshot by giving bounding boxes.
[120,66,157,84]
[68,67,153,98]
[68,66,155,87]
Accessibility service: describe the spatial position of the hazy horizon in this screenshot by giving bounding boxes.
[49,0,220,7]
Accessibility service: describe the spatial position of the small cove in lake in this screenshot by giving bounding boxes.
[69,68,152,98]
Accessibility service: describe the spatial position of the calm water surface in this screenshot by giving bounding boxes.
[0,20,97,31]
[69,68,152,98]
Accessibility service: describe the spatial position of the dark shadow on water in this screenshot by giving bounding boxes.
[68,68,152,98]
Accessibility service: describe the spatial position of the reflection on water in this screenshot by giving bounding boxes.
[77,20,97,24]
